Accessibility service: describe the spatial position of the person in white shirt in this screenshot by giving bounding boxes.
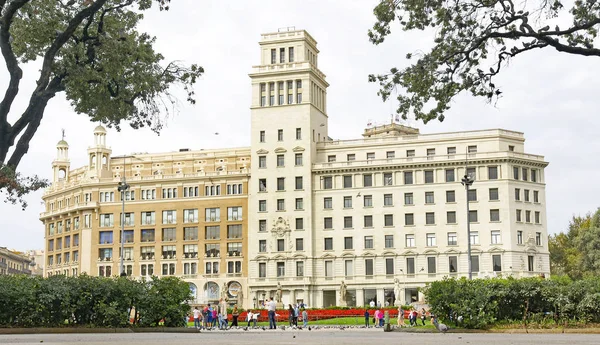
[247,310,253,327]
[193,307,201,329]
[267,298,277,329]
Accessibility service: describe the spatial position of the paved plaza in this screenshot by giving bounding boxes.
[1,331,600,345]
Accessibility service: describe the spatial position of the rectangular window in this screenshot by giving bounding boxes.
[141,229,154,242]
[492,255,502,272]
[347,154,355,161]
[448,232,457,246]
[277,177,285,191]
[425,191,434,204]
[489,188,499,201]
[324,237,333,250]
[364,236,374,249]
[424,170,434,183]
[383,173,393,186]
[406,258,415,274]
[405,213,414,226]
[295,176,303,190]
[363,174,373,187]
[278,129,283,141]
[470,231,479,245]
[405,234,415,247]
[528,256,535,272]
[183,227,198,241]
[278,82,284,105]
[471,255,480,272]
[259,240,267,253]
[258,200,267,212]
[385,258,394,275]
[323,176,333,189]
[445,169,455,182]
[526,210,531,223]
[277,262,285,277]
[323,197,332,209]
[516,209,522,222]
[535,211,541,224]
[344,216,353,229]
[344,237,353,250]
[385,235,394,248]
[536,232,542,246]
[205,226,220,240]
[367,152,375,160]
[296,261,304,277]
[327,155,336,162]
[517,231,523,245]
[491,230,501,244]
[295,153,303,166]
[227,242,242,256]
[364,215,373,228]
[295,198,303,210]
[515,188,521,201]
[427,148,435,159]
[99,214,114,227]
[205,208,220,222]
[227,207,243,221]
[467,167,476,180]
[296,238,304,251]
[343,175,353,188]
[259,130,265,143]
[426,212,435,225]
[259,263,266,278]
[524,189,530,202]
[488,166,498,180]
[384,214,394,227]
[295,218,304,230]
[446,190,456,203]
[427,257,437,273]
[324,217,333,229]
[406,149,415,157]
[295,128,302,140]
[386,151,395,159]
[325,260,333,277]
[404,171,413,184]
[280,47,285,63]
[99,231,113,244]
[277,199,285,211]
[522,168,528,181]
[384,193,393,206]
[162,228,176,242]
[468,145,478,153]
[447,211,456,224]
[277,239,285,252]
[468,189,477,201]
[513,166,519,180]
[449,256,458,273]
[363,195,373,207]
[270,49,276,64]
[447,147,456,155]
[277,154,285,167]
[531,169,538,182]
[365,259,374,276]
[343,196,353,208]
[534,191,539,203]
[469,210,478,222]
[227,224,242,239]
[289,47,294,62]
[404,193,413,205]
[259,219,267,232]
[490,209,500,222]
[426,233,436,246]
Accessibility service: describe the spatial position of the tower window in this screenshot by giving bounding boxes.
[278,129,283,141]
[259,130,265,143]
[289,47,295,62]
[269,82,275,106]
[296,80,302,89]
[297,93,302,103]
[278,82,284,105]
[280,47,285,63]
[271,49,276,64]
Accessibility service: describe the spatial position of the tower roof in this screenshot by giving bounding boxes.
[94,125,107,134]
[56,140,69,148]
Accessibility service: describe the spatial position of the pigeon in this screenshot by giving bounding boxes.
[432,316,449,333]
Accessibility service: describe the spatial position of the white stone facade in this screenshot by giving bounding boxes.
[246,29,549,308]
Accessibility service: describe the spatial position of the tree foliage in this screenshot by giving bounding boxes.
[0,0,203,208]
[0,274,192,327]
[549,208,600,279]
[368,0,600,123]
[424,276,600,329]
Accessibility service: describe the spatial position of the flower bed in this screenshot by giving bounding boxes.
[236,307,410,321]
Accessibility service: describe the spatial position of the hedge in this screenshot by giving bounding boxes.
[423,276,600,329]
[0,274,191,328]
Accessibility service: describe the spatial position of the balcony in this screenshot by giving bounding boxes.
[40,201,99,219]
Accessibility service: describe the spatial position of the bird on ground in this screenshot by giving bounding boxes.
[431,315,449,333]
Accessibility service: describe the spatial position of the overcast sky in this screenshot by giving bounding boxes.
[1,0,599,251]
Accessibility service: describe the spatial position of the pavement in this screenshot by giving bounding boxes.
[1,330,600,345]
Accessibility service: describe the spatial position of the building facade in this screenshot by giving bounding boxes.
[40,127,250,306]
[41,29,550,309]
[0,247,33,275]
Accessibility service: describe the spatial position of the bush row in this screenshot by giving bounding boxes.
[0,274,191,328]
[424,276,600,329]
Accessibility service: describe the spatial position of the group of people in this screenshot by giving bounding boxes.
[363,307,429,328]
[287,303,308,328]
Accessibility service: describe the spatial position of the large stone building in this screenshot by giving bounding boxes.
[40,29,549,309]
[0,247,33,275]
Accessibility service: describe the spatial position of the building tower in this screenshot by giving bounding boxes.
[52,132,70,183]
[87,125,112,179]
[248,29,329,307]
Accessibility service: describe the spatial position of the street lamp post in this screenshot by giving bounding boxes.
[461,173,474,280]
[117,159,130,277]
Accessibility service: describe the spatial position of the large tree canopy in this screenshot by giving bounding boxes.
[0,0,202,208]
[368,0,600,123]
[549,208,600,280]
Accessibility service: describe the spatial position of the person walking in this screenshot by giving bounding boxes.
[193,307,201,329]
[267,298,277,329]
[302,308,308,328]
[293,304,299,326]
[211,307,218,328]
[397,306,404,327]
[252,310,258,327]
[364,309,370,328]
[246,310,253,327]
[232,305,239,327]
[288,304,294,327]
[420,308,427,326]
